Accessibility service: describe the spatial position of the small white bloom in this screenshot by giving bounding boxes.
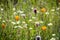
[39,21,43,23]
[29,19,32,22]
[48,23,53,26]
[1,8,4,11]
[50,38,56,40]
[13,8,16,11]
[24,24,27,27]
[22,21,26,24]
[52,34,56,36]
[29,27,33,30]
[13,12,17,15]
[51,9,55,11]
[0,17,1,19]
[37,11,39,13]
[14,26,23,29]
[17,10,24,13]
[32,17,36,19]
[19,27,23,29]
[14,26,18,28]
[56,7,60,10]
[11,22,16,25]
[35,21,40,24]
[2,20,5,22]
[45,12,49,15]
[31,7,34,9]
[21,14,26,17]
[23,24,27,28]
[16,21,20,24]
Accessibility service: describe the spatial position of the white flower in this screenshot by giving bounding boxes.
[39,21,43,23]
[31,7,34,9]
[50,38,56,40]
[52,34,56,36]
[48,23,53,26]
[13,12,17,15]
[21,14,26,17]
[11,22,16,25]
[1,8,4,11]
[24,24,27,26]
[17,10,24,13]
[35,21,40,24]
[51,9,55,11]
[32,17,36,19]
[37,11,39,13]
[13,8,16,11]
[56,7,60,10]
[2,20,5,22]
[45,12,49,15]
[14,26,23,29]
[16,21,20,24]
[23,24,27,28]
[0,17,1,19]
[18,26,23,28]
[22,21,26,24]
[29,19,32,22]
[14,26,18,28]
[29,27,33,30]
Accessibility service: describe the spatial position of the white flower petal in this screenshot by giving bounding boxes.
[21,14,26,16]
[1,8,4,11]
[29,19,32,22]
[45,12,49,15]
[52,34,56,36]
[29,28,33,30]
[16,21,20,24]
[32,17,36,19]
[48,23,53,26]
[11,22,16,25]
[17,10,24,13]
[51,9,55,11]
[39,21,43,23]
[35,21,40,24]
[50,38,56,40]
[2,20,5,22]
[13,8,16,11]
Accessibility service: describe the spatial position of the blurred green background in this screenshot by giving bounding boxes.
[0,0,60,40]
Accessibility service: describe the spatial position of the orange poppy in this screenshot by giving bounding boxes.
[2,23,6,29]
[15,16,19,21]
[41,8,47,12]
[41,26,47,31]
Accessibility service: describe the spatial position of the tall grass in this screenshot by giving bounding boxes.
[0,0,60,40]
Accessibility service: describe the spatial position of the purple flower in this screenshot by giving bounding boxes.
[34,8,37,14]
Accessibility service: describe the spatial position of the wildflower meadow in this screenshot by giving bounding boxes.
[0,0,60,40]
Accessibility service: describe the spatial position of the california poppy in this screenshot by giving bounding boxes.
[41,26,47,31]
[41,8,47,12]
[2,23,6,29]
[15,16,19,21]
